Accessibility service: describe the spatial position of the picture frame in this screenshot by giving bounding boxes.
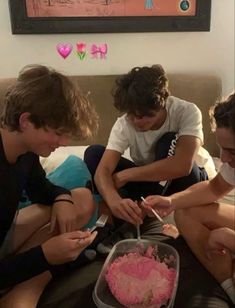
[8,0,211,34]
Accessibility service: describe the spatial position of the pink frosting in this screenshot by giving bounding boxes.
[106,248,176,307]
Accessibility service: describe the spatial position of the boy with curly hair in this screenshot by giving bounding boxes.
[84,64,208,252]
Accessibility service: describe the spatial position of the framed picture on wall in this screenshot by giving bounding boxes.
[9,0,211,34]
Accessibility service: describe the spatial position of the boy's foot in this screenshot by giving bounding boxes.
[162,224,179,239]
[84,249,97,260]
[96,222,137,255]
[88,223,115,249]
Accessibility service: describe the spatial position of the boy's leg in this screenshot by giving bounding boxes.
[84,144,106,179]
[10,187,95,254]
[84,144,136,195]
[14,187,95,254]
[128,132,208,199]
[0,210,50,307]
[10,204,52,254]
[175,203,235,303]
[166,163,208,195]
[71,187,97,229]
[155,132,208,196]
[0,272,51,308]
[0,188,96,307]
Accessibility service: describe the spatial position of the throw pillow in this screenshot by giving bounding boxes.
[47,155,91,189]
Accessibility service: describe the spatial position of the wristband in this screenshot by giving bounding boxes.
[54,199,74,204]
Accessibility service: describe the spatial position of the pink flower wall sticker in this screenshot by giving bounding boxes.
[90,43,108,59]
[76,42,87,60]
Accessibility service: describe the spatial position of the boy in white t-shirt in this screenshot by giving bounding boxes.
[84,65,208,249]
[143,93,235,304]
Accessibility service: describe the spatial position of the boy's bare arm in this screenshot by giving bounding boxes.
[94,149,142,224]
[113,135,201,184]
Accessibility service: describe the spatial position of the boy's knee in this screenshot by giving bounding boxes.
[84,144,105,161]
[175,206,207,228]
[73,187,93,201]
[84,145,105,176]
[73,188,96,213]
[174,207,196,226]
[155,132,178,160]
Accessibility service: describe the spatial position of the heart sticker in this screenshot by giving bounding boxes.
[56,43,73,59]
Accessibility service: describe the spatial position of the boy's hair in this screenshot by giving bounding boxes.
[210,92,235,134]
[0,65,98,139]
[113,64,169,116]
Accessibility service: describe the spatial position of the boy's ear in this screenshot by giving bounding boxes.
[19,112,32,131]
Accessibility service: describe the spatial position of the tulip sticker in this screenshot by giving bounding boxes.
[76,42,87,60]
[56,43,73,59]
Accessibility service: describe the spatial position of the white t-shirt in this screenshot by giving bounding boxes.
[107,96,206,166]
[220,163,235,186]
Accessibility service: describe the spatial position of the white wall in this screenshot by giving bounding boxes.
[0,0,234,95]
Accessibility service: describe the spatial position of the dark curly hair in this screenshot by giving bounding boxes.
[113,65,170,116]
[210,92,235,134]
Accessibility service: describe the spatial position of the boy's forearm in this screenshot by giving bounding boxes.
[171,174,232,209]
[171,181,217,209]
[95,170,122,207]
[124,156,191,183]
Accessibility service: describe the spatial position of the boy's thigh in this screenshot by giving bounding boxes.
[168,236,233,308]
[12,204,51,252]
[185,202,235,230]
[0,271,51,308]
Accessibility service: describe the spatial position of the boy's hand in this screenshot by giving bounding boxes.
[141,195,174,218]
[109,198,143,225]
[42,230,97,265]
[206,228,228,259]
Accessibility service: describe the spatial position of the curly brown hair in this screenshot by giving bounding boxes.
[113,64,169,116]
[210,92,235,134]
[0,65,98,140]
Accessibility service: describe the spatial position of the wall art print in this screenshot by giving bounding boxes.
[9,0,211,34]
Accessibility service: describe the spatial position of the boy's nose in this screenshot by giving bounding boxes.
[58,135,69,146]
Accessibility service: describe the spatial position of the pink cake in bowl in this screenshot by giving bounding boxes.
[106,248,176,307]
[93,239,179,308]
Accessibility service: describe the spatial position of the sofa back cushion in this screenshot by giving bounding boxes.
[0,73,222,156]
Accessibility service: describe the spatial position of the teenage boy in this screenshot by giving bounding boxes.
[84,65,208,252]
[143,93,235,304]
[0,65,98,308]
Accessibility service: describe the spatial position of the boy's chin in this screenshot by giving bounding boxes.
[38,150,53,157]
[134,126,148,132]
